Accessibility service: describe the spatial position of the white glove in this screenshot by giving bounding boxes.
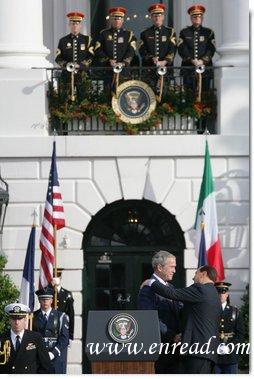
[68,340,72,348]
[218,344,230,355]
[49,352,55,360]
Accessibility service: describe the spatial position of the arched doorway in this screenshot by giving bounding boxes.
[82,198,185,310]
[82,199,185,372]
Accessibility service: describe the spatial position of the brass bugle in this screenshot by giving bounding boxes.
[113,63,123,74]
[0,340,11,365]
[157,66,167,76]
[195,64,205,74]
[66,62,76,72]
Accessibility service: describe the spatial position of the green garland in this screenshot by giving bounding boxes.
[48,75,216,135]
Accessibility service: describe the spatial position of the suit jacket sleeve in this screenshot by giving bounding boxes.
[164,28,177,64]
[139,31,154,65]
[55,39,67,68]
[122,31,136,66]
[232,309,245,345]
[79,36,94,69]
[36,333,55,374]
[201,29,216,64]
[52,313,69,358]
[94,32,110,64]
[151,281,206,303]
[177,29,193,64]
[138,286,177,340]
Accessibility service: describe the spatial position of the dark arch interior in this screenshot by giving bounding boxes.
[82,199,186,252]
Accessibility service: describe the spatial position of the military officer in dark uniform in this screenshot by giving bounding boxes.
[0,303,54,374]
[178,4,216,91]
[55,11,94,71]
[93,7,137,68]
[51,268,75,341]
[55,12,94,101]
[93,7,137,92]
[214,282,245,374]
[139,4,176,67]
[139,3,176,94]
[33,287,69,374]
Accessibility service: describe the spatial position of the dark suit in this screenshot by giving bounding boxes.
[215,304,245,373]
[33,309,69,374]
[55,286,75,340]
[138,275,181,373]
[0,329,54,374]
[150,281,221,373]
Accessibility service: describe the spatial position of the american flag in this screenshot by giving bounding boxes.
[39,141,65,288]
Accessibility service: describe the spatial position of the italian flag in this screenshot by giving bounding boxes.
[194,141,225,281]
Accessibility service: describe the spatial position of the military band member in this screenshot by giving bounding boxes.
[93,7,137,68]
[178,4,216,91]
[214,282,245,374]
[51,268,75,341]
[0,303,54,374]
[55,12,94,70]
[33,287,69,374]
[139,3,177,68]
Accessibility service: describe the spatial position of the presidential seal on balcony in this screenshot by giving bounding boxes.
[112,80,156,124]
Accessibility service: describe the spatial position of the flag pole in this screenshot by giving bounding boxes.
[54,224,58,309]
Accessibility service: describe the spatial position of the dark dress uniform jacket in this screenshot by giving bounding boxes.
[217,304,245,365]
[33,309,69,373]
[94,28,137,66]
[151,281,221,363]
[56,286,75,340]
[55,33,94,68]
[139,25,177,66]
[178,25,216,66]
[0,329,54,374]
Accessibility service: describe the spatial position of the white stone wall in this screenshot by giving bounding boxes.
[0,135,249,374]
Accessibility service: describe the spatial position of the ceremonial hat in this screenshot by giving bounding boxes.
[5,303,30,318]
[67,12,85,22]
[36,286,54,299]
[148,3,166,15]
[215,281,232,293]
[108,7,126,18]
[188,4,206,16]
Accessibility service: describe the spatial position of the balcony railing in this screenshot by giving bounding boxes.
[46,66,217,136]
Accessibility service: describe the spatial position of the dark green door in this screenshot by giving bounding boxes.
[84,250,184,311]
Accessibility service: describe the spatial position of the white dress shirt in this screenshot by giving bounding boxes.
[11,329,25,349]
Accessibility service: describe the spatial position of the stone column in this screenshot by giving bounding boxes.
[215,0,249,136]
[216,0,249,67]
[0,0,50,68]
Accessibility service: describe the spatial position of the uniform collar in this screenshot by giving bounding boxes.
[222,301,227,310]
[42,308,52,317]
[192,25,202,31]
[111,27,122,33]
[153,25,163,31]
[70,33,80,39]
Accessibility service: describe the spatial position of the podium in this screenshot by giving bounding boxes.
[85,310,161,374]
